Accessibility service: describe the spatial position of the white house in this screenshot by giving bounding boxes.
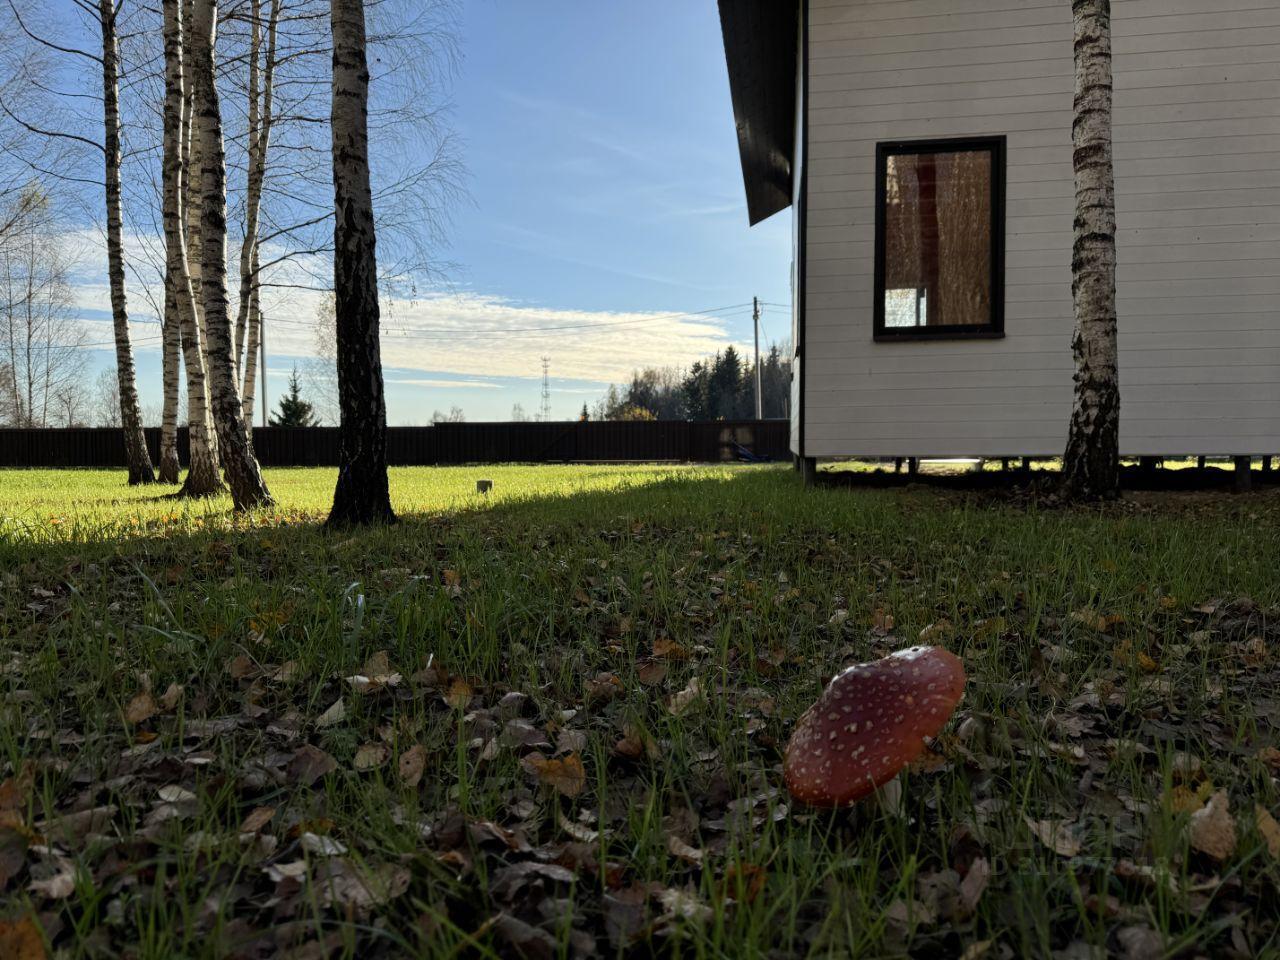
[718,0,1280,476]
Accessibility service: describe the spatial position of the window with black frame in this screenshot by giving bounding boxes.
[874,137,1005,340]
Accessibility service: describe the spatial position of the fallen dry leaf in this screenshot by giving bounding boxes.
[652,636,689,661]
[1255,804,1280,858]
[958,857,991,916]
[443,677,473,710]
[1189,790,1236,861]
[353,743,388,771]
[159,682,183,711]
[668,676,702,716]
[226,653,256,680]
[316,698,346,728]
[0,914,45,960]
[656,886,712,923]
[666,834,704,866]
[398,744,427,787]
[123,691,158,725]
[288,744,338,786]
[27,856,75,899]
[1024,816,1082,857]
[522,752,586,797]
[315,859,410,910]
[239,805,276,835]
[1258,746,1280,772]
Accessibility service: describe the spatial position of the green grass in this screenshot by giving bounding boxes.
[2,465,1280,959]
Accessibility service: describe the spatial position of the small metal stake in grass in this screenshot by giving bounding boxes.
[476,479,493,495]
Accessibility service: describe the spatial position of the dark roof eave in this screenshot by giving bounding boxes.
[717,0,799,226]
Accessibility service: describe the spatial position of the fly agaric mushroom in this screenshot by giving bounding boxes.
[784,646,965,807]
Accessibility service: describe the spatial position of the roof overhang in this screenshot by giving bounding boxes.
[717,0,799,226]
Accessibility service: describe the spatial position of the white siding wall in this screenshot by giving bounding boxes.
[803,0,1280,458]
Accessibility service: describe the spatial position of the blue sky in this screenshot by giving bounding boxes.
[66,0,792,423]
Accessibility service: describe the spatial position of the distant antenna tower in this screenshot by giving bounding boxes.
[540,357,552,422]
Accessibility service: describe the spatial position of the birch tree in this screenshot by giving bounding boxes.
[327,0,393,525]
[190,0,273,510]
[162,0,222,496]
[97,0,156,484]
[1061,0,1120,499]
[233,0,280,407]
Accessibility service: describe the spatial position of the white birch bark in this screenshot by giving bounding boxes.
[99,0,155,484]
[163,0,222,496]
[235,0,279,399]
[158,276,182,483]
[241,244,261,423]
[191,0,272,510]
[327,0,394,525]
[1061,0,1120,498]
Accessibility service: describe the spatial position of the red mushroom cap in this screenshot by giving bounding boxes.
[783,646,966,807]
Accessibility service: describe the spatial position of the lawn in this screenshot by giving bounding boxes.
[2,465,1279,959]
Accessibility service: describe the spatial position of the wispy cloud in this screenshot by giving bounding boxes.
[62,230,755,387]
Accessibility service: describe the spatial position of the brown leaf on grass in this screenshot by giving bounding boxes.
[346,651,402,693]
[0,818,29,890]
[1023,816,1082,857]
[124,690,158,725]
[1189,790,1236,861]
[353,743,388,771]
[288,744,338,786]
[490,861,576,902]
[398,745,427,787]
[226,653,257,680]
[159,682,183,711]
[585,672,623,705]
[239,806,276,835]
[958,857,991,916]
[491,912,557,958]
[314,859,410,910]
[1116,926,1166,960]
[0,915,46,960]
[918,620,953,643]
[0,764,33,812]
[668,676,702,716]
[635,658,668,686]
[872,607,895,632]
[1255,805,1280,858]
[1072,609,1125,634]
[666,834,704,866]
[652,636,689,661]
[443,677,473,710]
[522,752,586,797]
[315,698,345,728]
[1258,746,1280,772]
[41,805,116,844]
[614,725,659,761]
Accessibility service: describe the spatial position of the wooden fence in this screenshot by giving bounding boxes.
[0,421,790,468]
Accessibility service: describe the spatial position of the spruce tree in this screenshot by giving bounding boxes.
[270,366,320,427]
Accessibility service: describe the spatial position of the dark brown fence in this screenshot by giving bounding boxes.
[0,421,790,468]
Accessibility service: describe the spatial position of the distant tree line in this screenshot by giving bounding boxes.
[591,344,791,422]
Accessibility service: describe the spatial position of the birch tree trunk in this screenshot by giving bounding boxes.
[163,0,223,497]
[327,0,394,525]
[1061,0,1120,499]
[190,0,273,510]
[158,291,181,483]
[236,0,278,405]
[241,244,261,422]
[99,0,155,485]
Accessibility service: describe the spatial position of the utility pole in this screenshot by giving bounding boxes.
[753,296,763,419]
[540,358,550,422]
